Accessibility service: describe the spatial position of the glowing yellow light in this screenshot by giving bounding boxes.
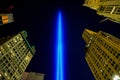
[11,51,15,57]
[2,15,8,19]
[13,39,17,42]
[4,73,7,76]
[25,56,30,61]
[113,75,120,80]
[100,70,103,72]
[7,44,10,47]
[2,19,8,24]
[23,46,26,48]
[20,38,23,41]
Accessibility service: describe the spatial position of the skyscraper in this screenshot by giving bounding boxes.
[20,72,45,80]
[82,29,120,80]
[83,0,120,23]
[0,30,35,80]
[0,13,14,25]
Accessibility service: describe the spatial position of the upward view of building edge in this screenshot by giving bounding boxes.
[82,29,120,80]
[83,0,120,23]
[0,30,35,80]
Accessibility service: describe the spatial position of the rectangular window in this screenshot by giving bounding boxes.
[113,6,120,14]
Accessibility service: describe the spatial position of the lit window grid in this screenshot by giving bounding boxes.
[7,41,26,54]
[95,43,119,78]
[0,39,24,59]
[95,39,120,70]
[0,56,18,79]
[83,0,120,23]
[0,34,32,79]
[86,45,112,80]
[11,51,33,80]
[85,53,104,80]
[91,48,109,79]
[84,32,120,80]
[97,35,120,61]
[95,38,119,76]
[11,51,32,79]
[98,5,113,13]
[0,48,32,79]
[112,6,120,14]
[98,5,120,14]
[97,36,120,64]
[92,46,113,79]
[99,31,120,45]
[82,29,120,78]
[6,34,23,48]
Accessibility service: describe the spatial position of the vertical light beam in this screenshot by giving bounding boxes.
[56,11,63,80]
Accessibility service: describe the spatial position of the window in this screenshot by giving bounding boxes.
[1,76,6,80]
[13,39,17,43]
[113,7,120,14]
[116,54,119,58]
[99,6,105,12]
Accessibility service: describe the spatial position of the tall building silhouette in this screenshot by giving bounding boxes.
[20,72,45,80]
[82,29,120,80]
[83,0,120,23]
[0,31,35,80]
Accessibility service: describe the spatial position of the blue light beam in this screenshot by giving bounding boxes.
[56,11,64,80]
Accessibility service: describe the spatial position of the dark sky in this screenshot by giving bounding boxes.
[1,0,120,80]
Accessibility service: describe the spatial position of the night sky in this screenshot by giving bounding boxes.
[1,0,120,80]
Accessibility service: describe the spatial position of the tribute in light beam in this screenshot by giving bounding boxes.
[56,11,64,80]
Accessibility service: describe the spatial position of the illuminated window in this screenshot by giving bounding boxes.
[113,7,120,14]
[4,73,7,77]
[13,39,17,43]
[7,44,10,48]
[25,55,30,61]
[16,36,22,41]
[2,19,8,24]
[99,6,106,12]
[23,46,26,48]
[2,15,8,20]
[113,75,120,80]
[10,51,15,57]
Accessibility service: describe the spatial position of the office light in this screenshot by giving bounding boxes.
[56,11,64,80]
[113,75,120,80]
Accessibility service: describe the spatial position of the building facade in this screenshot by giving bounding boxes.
[0,31,35,80]
[82,29,120,80]
[20,72,45,80]
[83,0,120,23]
[0,13,14,25]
